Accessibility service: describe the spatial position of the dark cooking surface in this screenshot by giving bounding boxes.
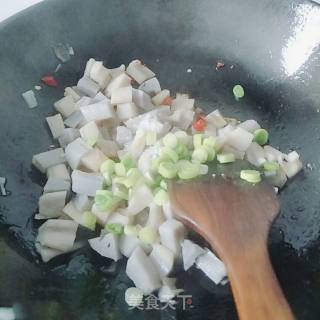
[0,0,320,319]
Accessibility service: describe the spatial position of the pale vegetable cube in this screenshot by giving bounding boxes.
[46,163,70,181]
[22,90,38,108]
[91,203,112,225]
[159,219,186,258]
[65,138,91,169]
[58,128,80,147]
[105,73,132,97]
[32,148,65,173]
[71,170,104,196]
[126,246,161,294]
[138,77,161,96]
[147,204,165,228]
[281,159,303,178]
[150,244,174,276]
[132,88,154,111]
[43,177,70,193]
[80,100,116,122]
[129,130,146,158]
[107,212,133,226]
[77,76,100,97]
[115,126,133,146]
[152,89,170,106]
[245,142,267,167]
[238,119,261,133]
[36,219,78,252]
[46,114,65,139]
[108,64,126,78]
[96,139,119,158]
[79,121,101,145]
[127,184,154,215]
[196,250,227,284]
[64,87,81,102]
[111,86,132,105]
[54,96,76,118]
[116,102,139,121]
[62,200,83,224]
[171,96,194,111]
[205,110,227,128]
[90,61,112,89]
[37,191,67,219]
[64,110,85,128]
[73,194,92,212]
[225,127,253,151]
[264,145,285,162]
[120,235,142,257]
[89,233,122,261]
[84,58,95,77]
[182,239,206,271]
[81,148,107,172]
[126,60,155,84]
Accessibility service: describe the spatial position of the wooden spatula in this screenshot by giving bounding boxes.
[170,177,295,320]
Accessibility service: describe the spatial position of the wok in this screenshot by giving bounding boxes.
[0,0,320,319]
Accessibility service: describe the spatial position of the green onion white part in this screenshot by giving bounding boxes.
[31,58,303,304]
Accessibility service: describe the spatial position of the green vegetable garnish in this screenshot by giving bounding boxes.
[105,223,124,235]
[82,211,97,231]
[240,170,261,183]
[217,153,236,164]
[233,84,245,99]
[254,129,269,145]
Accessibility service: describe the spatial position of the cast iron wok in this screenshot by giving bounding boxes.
[0,0,320,319]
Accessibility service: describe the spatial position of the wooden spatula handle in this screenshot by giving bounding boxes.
[224,241,295,320]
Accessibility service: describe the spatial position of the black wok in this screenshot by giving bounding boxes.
[0,0,320,319]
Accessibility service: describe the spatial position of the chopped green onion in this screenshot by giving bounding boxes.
[113,184,128,200]
[177,161,200,179]
[123,168,141,188]
[175,130,189,144]
[115,163,126,177]
[233,84,245,99]
[138,226,158,244]
[240,170,261,183]
[158,162,177,179]
[102,172,112,186]
[192,147,208,163]
[193,134,203,149]
[113,176,126,185]
[203,136,217,149]
[124,225,138,236]
[121,154,136,170]
[82,211,96,231]
[146,131,157,146]
[105,223,124,235]
[154,188,169,206]
[254,129,269,145]
[100,159,115,174]
[159,147,179,163]
[160,179,168,190]
[203,145,216,161]
[217,153,236,164]
[263,161,280,172]
[95,190,120,211]
[176,143,190,160]
[162,132,178,149]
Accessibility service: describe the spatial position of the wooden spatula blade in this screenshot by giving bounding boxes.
[170,177,294,320]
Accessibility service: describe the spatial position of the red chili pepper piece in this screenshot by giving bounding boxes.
[41,75,58,87]
[162,96,173,106]
[193,117,206,132]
